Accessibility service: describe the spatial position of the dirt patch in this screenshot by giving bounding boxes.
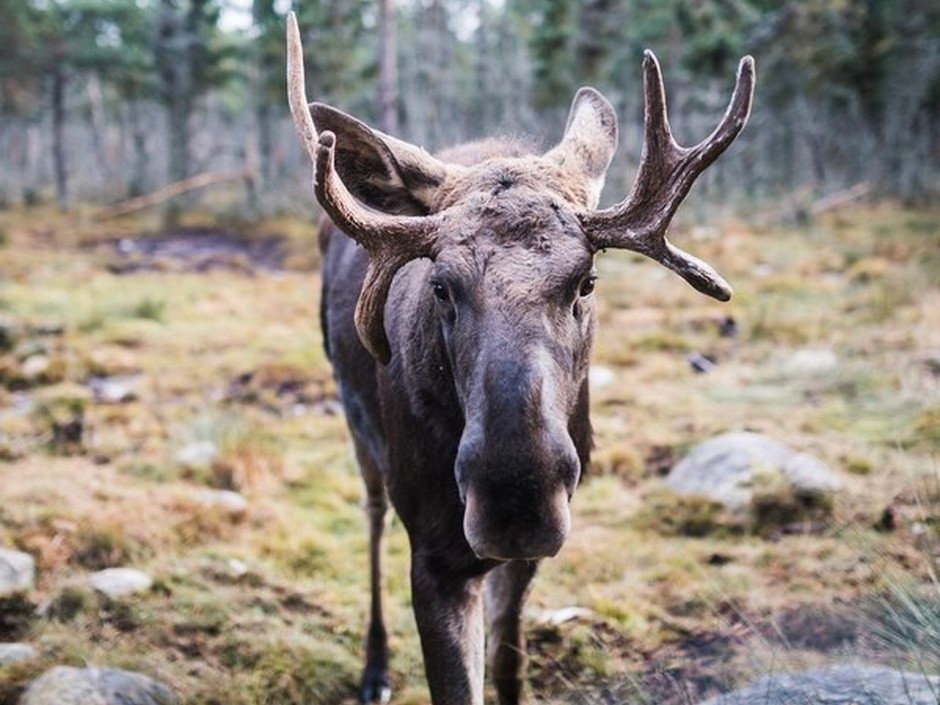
[101,228,288,274]
[771,603,859,651]
[0,595,35,641]
[635,629,745,705]
[223,363,339,416]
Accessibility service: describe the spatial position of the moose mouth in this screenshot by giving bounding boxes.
[462,484,571,561]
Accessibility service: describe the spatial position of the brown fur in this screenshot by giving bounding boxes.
[289,21,753,700]
[311,63,749,704]
[319,131,601,705]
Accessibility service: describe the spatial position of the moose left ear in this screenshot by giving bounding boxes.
[545,88,619,209]
[310,103,452,216]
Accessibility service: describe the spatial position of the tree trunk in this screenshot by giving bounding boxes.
[127,100,149,198]
[377,0,399,135]
[51,63,69,211]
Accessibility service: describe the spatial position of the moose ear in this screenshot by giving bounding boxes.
[545,88,618,209]
[309,103,450,215]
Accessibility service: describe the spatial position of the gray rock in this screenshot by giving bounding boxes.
[174,441,218,471]
[0,643,37,665]
[785,347,839,374]
[666,432,841,513]
[699,664,940,705]
[89,568,153,599]
[20,666,177,705]
[589,366,615,389]
[89,376,142,404]
[20,355,50,380]
[191,489,249,516]
[0,549,35,594]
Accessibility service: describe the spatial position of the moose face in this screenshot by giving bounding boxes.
[427,170,599,559]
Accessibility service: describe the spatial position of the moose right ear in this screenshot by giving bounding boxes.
[545,88,619,209]
[310,103,451,216]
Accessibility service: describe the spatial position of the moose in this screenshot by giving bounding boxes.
[286,12,754,705]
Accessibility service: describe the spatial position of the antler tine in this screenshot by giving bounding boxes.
[581,52,755,301]
[315,132,441,254]
[286,11,317,164]
[316,131,442,363]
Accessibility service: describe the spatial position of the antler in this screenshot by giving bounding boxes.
[315,132,442,363]
[579,51,755,301]
[286,12,318,164]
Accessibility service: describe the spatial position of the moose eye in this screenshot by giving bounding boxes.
[431,281,450,303]
[579,275,597,297]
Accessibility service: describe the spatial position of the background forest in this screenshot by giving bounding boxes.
[1,0,938,214]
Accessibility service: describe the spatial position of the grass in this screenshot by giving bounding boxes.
[0,202,938,704]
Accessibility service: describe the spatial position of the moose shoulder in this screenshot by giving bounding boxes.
[287,12,754,705]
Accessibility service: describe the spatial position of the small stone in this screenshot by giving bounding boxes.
[0,642,37,665]
[589,366,615,389]
[192,489,249,516]
[20,665,178,705]
[785,347,838,374]
[687,351,717,374]
[532,606,594,626]
[174,441,218,471]
[0,548,35,595]
[89,376,141,404]
[89,568,153,599]
[226,558,248,577]
[21,355,50,380]
[717,315,738,338]
[751,263,774,278]
[88,346,140,376]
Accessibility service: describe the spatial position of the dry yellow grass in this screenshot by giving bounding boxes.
[1,203,938,704]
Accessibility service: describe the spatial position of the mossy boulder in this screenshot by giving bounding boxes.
[666,432,841,531]
[20,666,177,705]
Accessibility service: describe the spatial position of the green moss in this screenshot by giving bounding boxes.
[73,524,145,570]
[909,407,940,451]
[844,456,875,476]
[248,640,358,705]
[127,297,167,322]
[46,586,93,622]
[749,488,833,537]
[633,490,735,538]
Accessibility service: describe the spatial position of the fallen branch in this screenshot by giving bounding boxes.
[94,168,254,221]
[752,182,871,225]
[809,181,871,215]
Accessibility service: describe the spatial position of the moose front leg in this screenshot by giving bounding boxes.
[354,437,392,704]
[411,552,486,705]
[485,560,539,705]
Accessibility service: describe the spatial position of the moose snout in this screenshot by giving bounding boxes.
[456,427,580,561]
[463,483,571,560]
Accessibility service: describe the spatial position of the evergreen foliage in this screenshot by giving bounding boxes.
[0,0,936,205]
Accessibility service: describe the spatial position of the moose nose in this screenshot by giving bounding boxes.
[463,483,571,560]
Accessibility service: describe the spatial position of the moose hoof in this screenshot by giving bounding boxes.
[359,666,391,704]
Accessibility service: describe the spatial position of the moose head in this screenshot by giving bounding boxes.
[288,14,753,562]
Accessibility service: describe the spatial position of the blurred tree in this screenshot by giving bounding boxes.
[1,0,936,208]
[377,0,399,134]
[745,0,940,201]
[0,0,155,209]
[154,0,232,190]
[0,0,43,116]
[526,0,576,110]
[294,0,376,117]
[252,0,285,189]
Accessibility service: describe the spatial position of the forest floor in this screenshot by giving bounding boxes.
[0,202,938,705]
